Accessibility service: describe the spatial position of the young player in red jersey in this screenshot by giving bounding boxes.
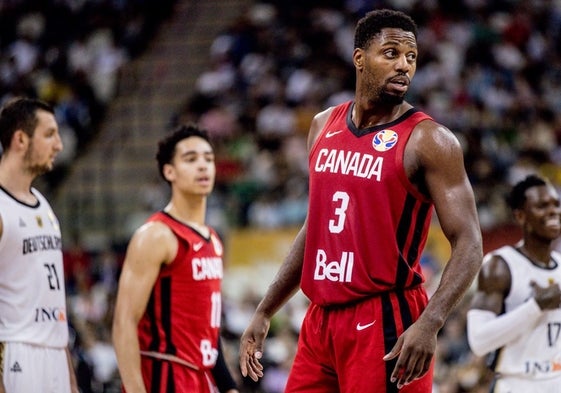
[113,125,238,393]
[239,9,482,393]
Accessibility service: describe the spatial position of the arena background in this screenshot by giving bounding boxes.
[2,0,560,391]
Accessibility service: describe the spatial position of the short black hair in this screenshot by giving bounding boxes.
[506,174,548,211]
[156,123,212,181]
[0,97,54,151]
[354,9,418,50]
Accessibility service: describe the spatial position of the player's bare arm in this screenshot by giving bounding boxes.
[66,347,80,393]
[239,222,306,381]
[307,107,334,150]
[470,255,511,314]
[112,221,176,393]
[384,120,482,388]
[239,108,334,382]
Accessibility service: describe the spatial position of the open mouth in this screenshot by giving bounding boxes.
[545,217,561,227]
[387,77,409,93]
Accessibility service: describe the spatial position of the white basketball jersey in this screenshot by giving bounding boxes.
[492,245,561,379]
[0,187,68,347]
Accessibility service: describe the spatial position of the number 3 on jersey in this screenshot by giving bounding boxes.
[329,191,349,233]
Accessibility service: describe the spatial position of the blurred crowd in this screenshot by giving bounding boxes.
[173,0,561,238]
[0,0,176,190]
[3,0,561,392]
[1,0,176,392]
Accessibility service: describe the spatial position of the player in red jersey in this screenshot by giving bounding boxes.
[239,9,482,393]
[112,124,238,393]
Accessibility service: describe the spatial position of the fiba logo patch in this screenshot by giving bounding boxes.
[372,129,398,152]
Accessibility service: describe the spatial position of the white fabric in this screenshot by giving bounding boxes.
[494,374,561,393]
[1,342,71,392]
[0,187,68,347]
[469,245,561,382]
[467,299,541,356]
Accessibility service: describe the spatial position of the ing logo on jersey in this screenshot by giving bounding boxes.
[372,129,398,152]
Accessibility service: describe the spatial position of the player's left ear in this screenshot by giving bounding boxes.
[163,163,175,182]
[13,129,29,150]
[353,48,364,69]
[513,209,525,226]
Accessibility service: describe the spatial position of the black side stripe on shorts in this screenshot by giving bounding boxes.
[148,359,176,393]
[167,363,176,393]
[151,358,162,392]
[382,291,415,393]
[395,193,430,287]
[382,292,399,393]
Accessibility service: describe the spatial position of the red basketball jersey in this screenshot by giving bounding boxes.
[137,212,223,370]
[301,101,434,306]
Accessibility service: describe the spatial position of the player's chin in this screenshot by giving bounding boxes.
[380,92,405,105]
[32,164,52,176]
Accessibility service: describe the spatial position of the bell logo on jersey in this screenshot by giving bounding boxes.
[313,249,354,282]
[372,129,398,152]
[200,339,218,367]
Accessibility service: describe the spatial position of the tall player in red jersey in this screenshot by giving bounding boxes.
[113,125,238,393]
[239,9,482,393]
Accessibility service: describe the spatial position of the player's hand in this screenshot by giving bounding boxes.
[239,313,270,382]
[531,280,561,310]
[383,321,435,389]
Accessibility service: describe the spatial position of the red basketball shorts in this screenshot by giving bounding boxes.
[285,286,433,392]
[121,356,218,393]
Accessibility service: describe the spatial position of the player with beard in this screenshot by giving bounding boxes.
[0,97,78,392]
[239,8,482,393]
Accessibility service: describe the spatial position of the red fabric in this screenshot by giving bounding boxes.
[302,101,434,306]
[286,287,432,392]
[137,212,223,372]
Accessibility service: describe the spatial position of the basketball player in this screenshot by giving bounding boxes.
[467,174,561,392]
[112,124,238,392]
[239,9,482,392]
[0,97,78,392]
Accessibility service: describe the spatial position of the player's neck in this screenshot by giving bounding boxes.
[164,199,208,236]
[352,100,410,128]
[0,163,35,203]
[518,243,553,268]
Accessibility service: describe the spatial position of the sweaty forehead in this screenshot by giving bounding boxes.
[374,28,417,48]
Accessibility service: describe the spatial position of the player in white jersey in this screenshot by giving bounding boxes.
[0,97,78,392]
[467,174,561,393]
